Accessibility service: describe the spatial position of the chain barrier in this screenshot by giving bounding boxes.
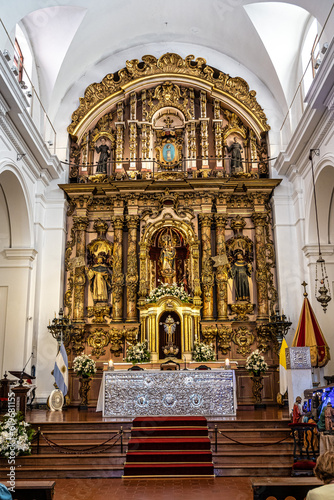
[39,429,123,455]
[213,426,292,452]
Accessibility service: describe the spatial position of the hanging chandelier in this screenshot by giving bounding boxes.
[309,149,331,313]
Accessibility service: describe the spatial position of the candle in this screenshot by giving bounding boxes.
[108,359,114,371]
[225,358,230,369]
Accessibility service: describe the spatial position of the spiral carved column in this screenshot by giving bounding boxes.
[72,216,89,322]
[252,213,269,320]
[126,216,139,321]
[199,214,214,320]
[111,216,124,321]
[215,214,228,320]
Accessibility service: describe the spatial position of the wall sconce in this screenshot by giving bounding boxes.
[321,43,328,54]
[11,66,19,76]
[26,90,32,98]
[314,59,322,70]
[19,80,28,89]
[3,49,11,61]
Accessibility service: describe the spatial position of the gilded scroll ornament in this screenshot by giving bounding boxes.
[201,325,217,345]
[87,329,110,358]
[230,302,254,321]
[68,53,270,137]
[70,325,86,355]
[256,324,277,354]
[87,304,111,324]
[232,327,255,356]
[123,326,139,346]
[217,325,233,355]
[109,327,125,356]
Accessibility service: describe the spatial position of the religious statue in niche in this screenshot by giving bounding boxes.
[95,137,110,174]
[86,254,112,303]
[226,136,243,174]
[228,250,252,301]
[159,230,177,284]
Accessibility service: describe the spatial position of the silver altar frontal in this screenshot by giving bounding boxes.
[102,369,236,418]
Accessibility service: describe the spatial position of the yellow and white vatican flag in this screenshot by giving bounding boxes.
[279,337,288,395]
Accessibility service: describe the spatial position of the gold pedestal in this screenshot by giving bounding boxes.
[250,374,264,404]
[78,377,91,409]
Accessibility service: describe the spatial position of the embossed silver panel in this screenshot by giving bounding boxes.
[103,370,236,417]
[285,347,311,369]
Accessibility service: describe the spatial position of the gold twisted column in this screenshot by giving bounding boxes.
[126,216,139,321]
[138,241,149,305]
[111,216,124,321]
[72,216,89,322]
[252,213,269,320]
[215,214,228,320]
[199,214,214,320]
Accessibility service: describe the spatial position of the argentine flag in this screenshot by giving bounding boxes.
[53,342,68,396]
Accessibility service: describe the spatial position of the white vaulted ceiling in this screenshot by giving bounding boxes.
[0,0,332,148]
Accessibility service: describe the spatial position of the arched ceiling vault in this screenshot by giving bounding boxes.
[0,1,332,150]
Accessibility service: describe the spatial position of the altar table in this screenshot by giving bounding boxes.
[99,369,236,418]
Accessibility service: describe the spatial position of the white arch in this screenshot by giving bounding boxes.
[0,161,33,248]
[305,156,334,246]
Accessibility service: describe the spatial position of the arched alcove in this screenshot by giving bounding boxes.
[306,164,334,245]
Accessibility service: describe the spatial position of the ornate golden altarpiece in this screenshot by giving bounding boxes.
[61,54,281,406]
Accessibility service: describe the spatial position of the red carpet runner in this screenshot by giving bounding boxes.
[123,416,214,477]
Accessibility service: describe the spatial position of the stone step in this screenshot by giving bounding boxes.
[0,465,124,479]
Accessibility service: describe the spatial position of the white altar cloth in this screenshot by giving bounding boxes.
[97,369,236,418]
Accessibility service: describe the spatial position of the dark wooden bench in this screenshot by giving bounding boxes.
[251,477,322,500]
[3,480,55,500]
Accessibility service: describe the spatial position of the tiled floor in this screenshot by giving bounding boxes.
[53,477,253,500]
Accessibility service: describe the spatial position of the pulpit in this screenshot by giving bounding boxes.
[9,371,35,418]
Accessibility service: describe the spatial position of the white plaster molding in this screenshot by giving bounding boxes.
[3,248,38,265]
[0,53,63,181]
[0,93,10,115]
[302,244,334,259]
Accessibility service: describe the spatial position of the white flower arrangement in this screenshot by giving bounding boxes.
[245,349,268,375]
[0,411,35,457]
[193,341,216,362]
[146,283,192,303]
[126,340,151,364]
[73,353,97,378]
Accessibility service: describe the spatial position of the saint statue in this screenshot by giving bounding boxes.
[95,138,110,174]
[229,251,252,301]
[226,137,243,173]
[159,237,176,273]
[86,255,112,303]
